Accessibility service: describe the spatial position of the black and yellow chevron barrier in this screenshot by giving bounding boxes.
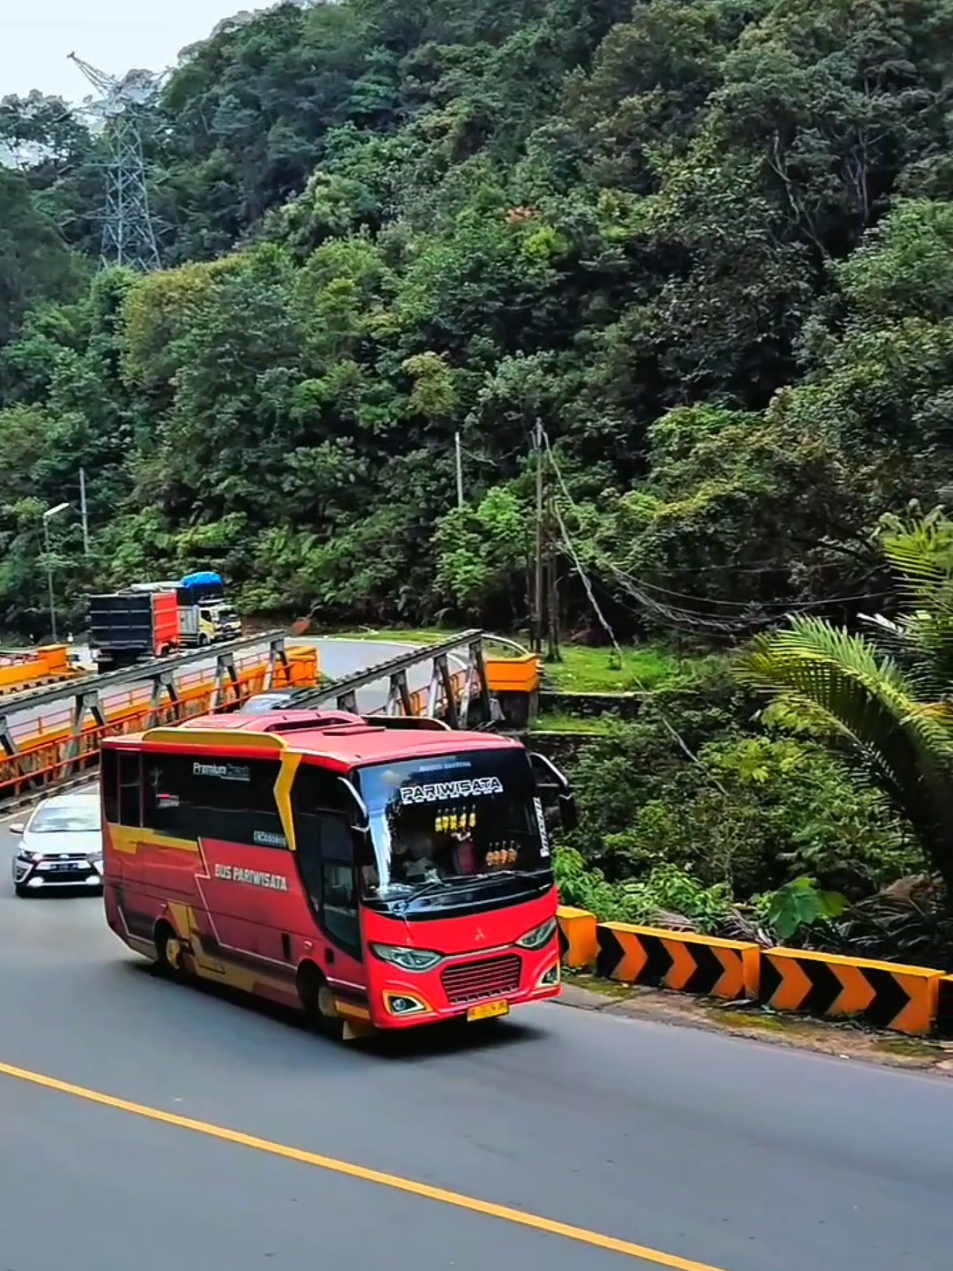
[559,905,953,1034]
[557,906,598,968]
[595,922,759,1000]
[759,948,944,1035]
[937,975,953,1036]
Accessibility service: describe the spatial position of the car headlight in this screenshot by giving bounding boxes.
[17,848,40,862]
[369,943,443,972]
[515,917,558,950]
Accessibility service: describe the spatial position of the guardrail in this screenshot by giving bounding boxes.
[0,635,308,808]
[294,630,493,727]
[556,906,951,1036]
[0,643,83,695]
[0,632,506,809]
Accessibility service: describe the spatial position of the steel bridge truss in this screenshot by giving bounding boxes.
[0,631,494,807]
[294,630,492,728]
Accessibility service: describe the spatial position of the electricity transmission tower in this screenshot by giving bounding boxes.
[68,52,165,270]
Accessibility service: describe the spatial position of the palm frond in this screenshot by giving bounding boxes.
[880,514,953,679]
[735,616,953,865]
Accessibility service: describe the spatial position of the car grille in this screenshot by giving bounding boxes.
[36,856,92,873]
[441,954,522,1005]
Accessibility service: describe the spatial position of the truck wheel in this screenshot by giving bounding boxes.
[198,634,210,648]
[297,963,344,1041]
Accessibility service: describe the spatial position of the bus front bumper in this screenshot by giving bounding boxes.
[370,953,562,1029]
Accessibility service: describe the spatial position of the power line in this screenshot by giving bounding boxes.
[540,429,729,792]
[539,432,894,630]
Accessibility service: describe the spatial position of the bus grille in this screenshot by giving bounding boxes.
[441,954,522,1005]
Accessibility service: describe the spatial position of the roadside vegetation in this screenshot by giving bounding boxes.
[4,0,953,962]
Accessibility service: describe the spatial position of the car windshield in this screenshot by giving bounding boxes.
[29,803,99,833]
[356,748,550,901]
[243,694,293,713]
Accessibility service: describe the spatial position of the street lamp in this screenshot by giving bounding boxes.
[42,502,70,642]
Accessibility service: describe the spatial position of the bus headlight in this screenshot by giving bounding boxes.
[515,917,558,950]
[369,943,442,972]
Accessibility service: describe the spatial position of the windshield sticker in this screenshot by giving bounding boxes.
[214,862,288,891]
[533,797,550,858]
[435,809,477,833]
[193,761,250,783]
[400,776,503,804]
[412,760,471,774]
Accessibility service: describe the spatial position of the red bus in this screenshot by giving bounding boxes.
[99,710,576,1038]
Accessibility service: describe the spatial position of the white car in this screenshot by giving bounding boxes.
[10,789,104,897]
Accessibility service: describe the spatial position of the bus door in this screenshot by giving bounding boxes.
[101,747,145,884]
[287,766,365,995]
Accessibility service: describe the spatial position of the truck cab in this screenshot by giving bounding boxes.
[175,573,242,647]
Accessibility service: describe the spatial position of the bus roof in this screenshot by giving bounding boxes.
[102,709,523,768]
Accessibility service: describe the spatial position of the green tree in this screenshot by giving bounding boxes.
[735,512,953,894]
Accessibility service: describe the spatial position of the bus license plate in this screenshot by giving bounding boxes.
[467,1000,509,1022]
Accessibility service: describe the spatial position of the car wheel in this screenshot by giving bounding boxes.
[14,884,28,898]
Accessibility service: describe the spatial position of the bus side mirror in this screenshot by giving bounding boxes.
[558,792,578,834]
[528,750,577,835]
[352,824,372,859]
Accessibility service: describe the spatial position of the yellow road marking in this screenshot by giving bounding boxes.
[0,1058,729,1271]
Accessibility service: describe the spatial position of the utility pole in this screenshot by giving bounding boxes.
[41,502,69,642]
[454,432,464,511]
[44,516,57,643]
[545,484,560,662]
[79,468,90,556]
[533,419,545,655]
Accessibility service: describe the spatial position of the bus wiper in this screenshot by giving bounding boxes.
[391,876,455,912]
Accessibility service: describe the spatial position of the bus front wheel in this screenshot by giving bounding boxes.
[297,963,343,1041]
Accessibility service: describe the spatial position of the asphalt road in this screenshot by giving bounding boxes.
[5,636,464,745]
[1,810,951,1271]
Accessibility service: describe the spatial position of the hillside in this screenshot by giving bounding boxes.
[2,0,953,642]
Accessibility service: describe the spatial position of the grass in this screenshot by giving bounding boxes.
[531,711,616,734]
[316,626,525,658]
[540,643,711,693]
[312,627,720,689]
[871,1036,946,1060]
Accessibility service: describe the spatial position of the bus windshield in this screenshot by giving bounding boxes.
[356,748,550,905]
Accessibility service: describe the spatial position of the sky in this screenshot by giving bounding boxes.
[1,3,268,102]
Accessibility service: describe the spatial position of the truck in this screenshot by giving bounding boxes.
[176,571,242,647]
[88,590,181,670]
[90,572,242,669]
[128,572,242,650]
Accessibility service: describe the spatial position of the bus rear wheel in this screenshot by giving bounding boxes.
[154,921,189,980]
[297,964,343,1041]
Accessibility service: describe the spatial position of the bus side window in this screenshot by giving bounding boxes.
[295,818,323,909]
[118,753,142,827]
[101,749,119,824]
[142,754,190,836]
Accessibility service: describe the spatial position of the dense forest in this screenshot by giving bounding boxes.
[4,0,953,636]
[5,0,953,955]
